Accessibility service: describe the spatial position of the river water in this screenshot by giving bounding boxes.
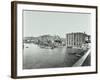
[23,43,83,69]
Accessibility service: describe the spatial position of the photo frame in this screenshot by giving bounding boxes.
[11,1,98,78]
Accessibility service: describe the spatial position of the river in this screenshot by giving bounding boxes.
[23,43,84,69]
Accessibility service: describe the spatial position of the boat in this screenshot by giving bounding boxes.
[26,46,29,48]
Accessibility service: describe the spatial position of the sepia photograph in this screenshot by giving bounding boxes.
[11,1,97,78]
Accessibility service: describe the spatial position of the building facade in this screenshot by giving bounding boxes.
[66,32,90,48]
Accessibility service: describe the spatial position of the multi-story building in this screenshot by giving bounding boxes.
[66,32,90,48]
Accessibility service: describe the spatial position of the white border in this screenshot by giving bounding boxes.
[17,3,96,76]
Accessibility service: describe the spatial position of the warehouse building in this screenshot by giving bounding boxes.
[66,32,90,48]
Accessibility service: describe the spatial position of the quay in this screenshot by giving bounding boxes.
[72,48,91,67]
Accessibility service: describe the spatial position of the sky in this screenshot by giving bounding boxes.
[23,10,90,38]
